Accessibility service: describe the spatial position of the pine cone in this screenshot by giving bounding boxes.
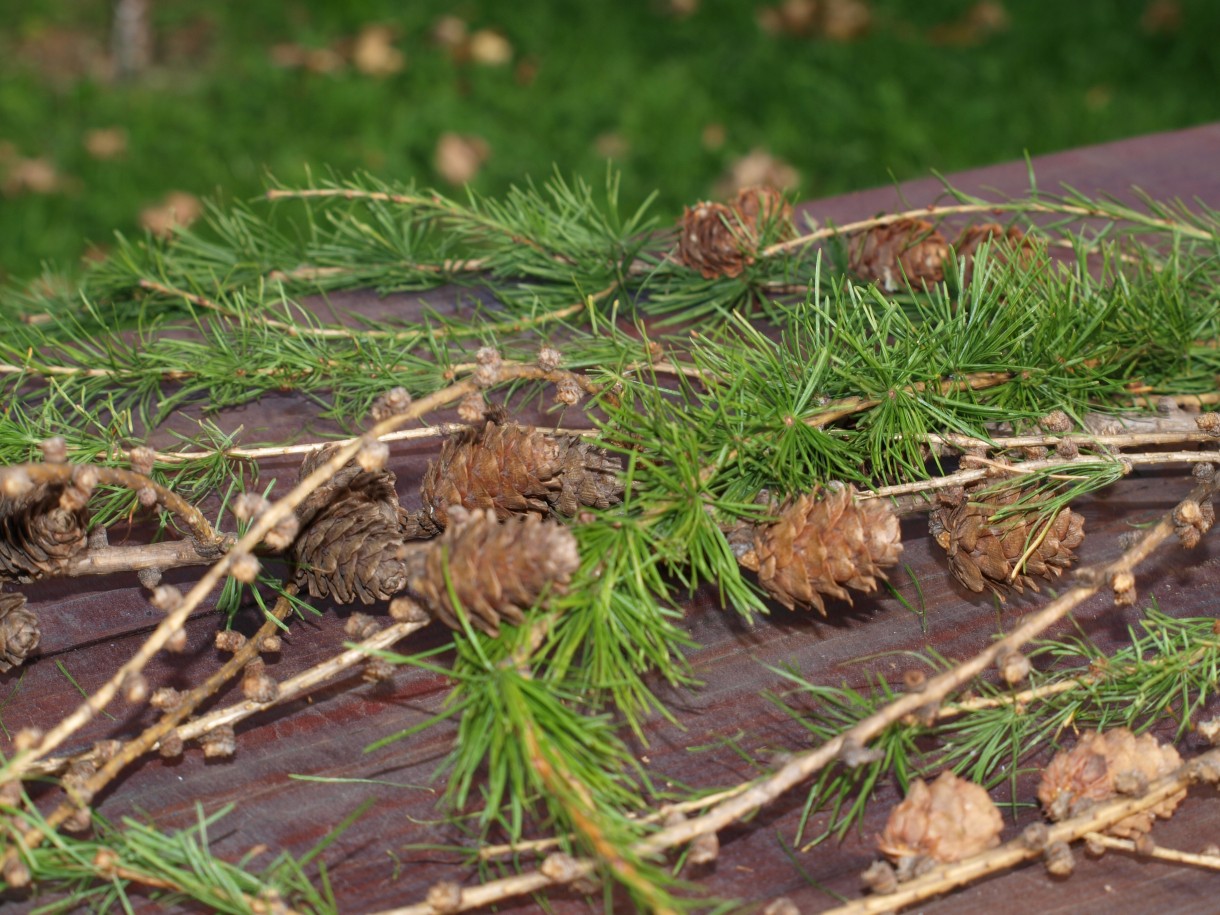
[929,485,1085,597]
[878,771,1003,865]
[676,185,793,280]
[408,507,579,635]
[416,420,621,533]
[0,483,90,583]
[291,446,409,604]
[952,222,1032,284]
[1037,728,1184,838]
[848,218,948,292]
[737,485,902,614]
[0,592,39,671]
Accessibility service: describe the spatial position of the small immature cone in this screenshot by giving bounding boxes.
[929,484,1085,597]
[0,592,39,671]
[737,485,902,614]
[848,218,948,292]
[413,419,621,535]
[676,185,793,279]
[407,507,579,635]
[0,481,90,583]
[1037,728,1185,838]
[878,770,1003,866]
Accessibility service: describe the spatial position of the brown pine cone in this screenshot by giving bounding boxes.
[416,420,621,533]
[676,185,793,280]
[848,218,948,292]
[952,222,1032,284]
[291,446,409,604]
[0,483,90,583]
[929,485,1085,597]
[878,771,1003,865]
[408,507,579,635]
[1037,728,1184,838]
[0,592,39,671]
[737,485,902,614]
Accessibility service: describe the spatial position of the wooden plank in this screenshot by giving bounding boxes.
[5,123,1220,913]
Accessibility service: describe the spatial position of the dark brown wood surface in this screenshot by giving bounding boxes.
[6,123,1220,914]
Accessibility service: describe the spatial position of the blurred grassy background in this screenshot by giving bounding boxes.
[1,0,1216,283]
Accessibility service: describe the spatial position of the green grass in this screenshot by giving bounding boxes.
[2,0,1218,282]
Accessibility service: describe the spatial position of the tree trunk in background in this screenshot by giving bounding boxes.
[112,0,152,79]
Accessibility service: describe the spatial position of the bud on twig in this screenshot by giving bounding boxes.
[41,436,68,464]
[234,492,271,522]
[860,859,898,895]
[14,727,43,752]
[389,596,430,623]
[536,345,562,372]
[123,672,148,704]
[201,725,237,759]
[158,732,184,758]
[425,880,463,914]
[137,566,163,589]
[1044,840,1074,877]
[457,391,487,422]
[345,613,381,641]
[129,445,156,475]
[215,629,247,653]
[554,375,582,406]
[229,552,260,584]
[356,437,390,473]
[150,585,183,612]
[263,513,299,552]
[472,347,502,388]
[241,658,279,703]
[1039,410,1072,433]
[370,386,412,422]
[997,649,1031,685]
[1112,573,1137,610]
[150,687,183,711]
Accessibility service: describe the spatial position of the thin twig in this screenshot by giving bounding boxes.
[806,372,1012,428]
[477,785,752,861]
[1081,832,1220,872]
[139,277,602,344]
[761,200,1212,259]
[865,450,1217,507]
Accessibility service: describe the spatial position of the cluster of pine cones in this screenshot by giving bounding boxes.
[289,414,623,634]
[674,183,1030,293]
[0,472,92,671]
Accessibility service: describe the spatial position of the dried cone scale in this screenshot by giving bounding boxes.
[0,592,39,671]
[413,418,622,536]
[848,218,948,292]
[929,484,1085,597]
[1037,728,1185,838]
[879,770,1003,865]
[291,446,410,604]
[407,507,579,635]
[737,485,902,614]
[676,185,793,280]
[0,481,89,582]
